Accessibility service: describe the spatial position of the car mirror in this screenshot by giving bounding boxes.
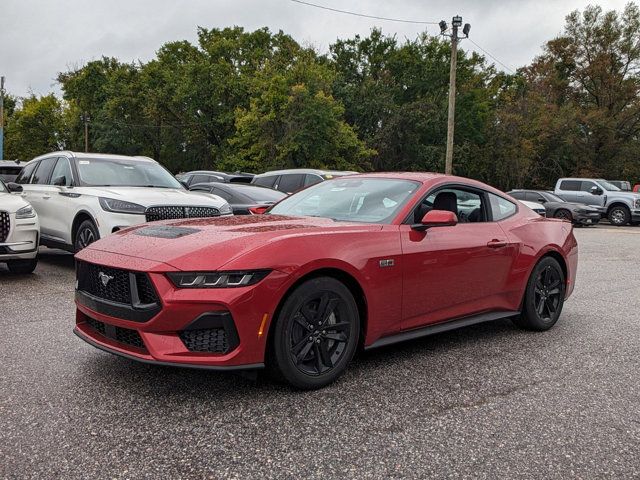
[6,182,23,193]
[52,175,66,186]
[411,210,458,231]
[590,186,603,195]
[537,198,546,203]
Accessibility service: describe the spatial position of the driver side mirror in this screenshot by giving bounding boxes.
[52,175,67,186]
[6,182,23,193]
[590,186,603,195]
[537,198,546,203]
[411,210,458,231]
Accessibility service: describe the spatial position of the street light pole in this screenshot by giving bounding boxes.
[440,17,470,175]
[0,76,5,160]
[81,112,90,153]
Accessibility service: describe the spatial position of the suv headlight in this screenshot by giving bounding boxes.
[99,197,146,215]
[167,270,271,288]
[219,203,232,215]
[634,198,640,209]
[15,205,36,219]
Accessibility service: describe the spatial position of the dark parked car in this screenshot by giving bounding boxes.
[177,170,254,186]
[189,182,286,214]
[0,160,23,182]
[508,189,601,225]
[251,168,357,194]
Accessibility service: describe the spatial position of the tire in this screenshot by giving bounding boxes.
[608,205,630,226]
[74,219,100,252]
[6,259,38,274]
[553,209,572,222]
[513,256,566,331]
[268,276,360,389]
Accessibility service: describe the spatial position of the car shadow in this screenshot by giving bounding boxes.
[37,247,75,269]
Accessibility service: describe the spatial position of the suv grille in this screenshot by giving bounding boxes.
[0,211,9,242]
[145,206,220,222]
[180,328,229,353]
[86,317,145,349]
[76,261,158,306]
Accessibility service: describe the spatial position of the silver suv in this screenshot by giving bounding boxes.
[554,178,640,226]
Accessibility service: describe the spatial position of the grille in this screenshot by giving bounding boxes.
[145,206,220,222]
[86,317,145,349]
[180,328,229,353]
[0,211,9,243]
[76,261,159,306]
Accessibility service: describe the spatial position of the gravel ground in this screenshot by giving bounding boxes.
[1,225,639,479]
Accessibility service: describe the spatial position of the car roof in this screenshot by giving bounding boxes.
[253,168,358,177]
[26,151,156,164]
[0,160,23,167]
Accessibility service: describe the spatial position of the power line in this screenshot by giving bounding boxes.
[289,0,438,25]
[468,38,516,73]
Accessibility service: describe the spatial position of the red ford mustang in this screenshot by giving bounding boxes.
[74,173,578,389]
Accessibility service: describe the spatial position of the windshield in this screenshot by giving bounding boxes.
[76,158,183,188]
[597,180,620,191]
[543,192,565,203]
[268,178,420,224]
[0,180,6,193]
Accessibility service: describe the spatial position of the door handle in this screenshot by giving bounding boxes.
[487,239,508,248]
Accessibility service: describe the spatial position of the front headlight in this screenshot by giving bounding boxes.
[634,198,640,209]
[15,205,36,219]
[99,197,146,215]
[219,202,233,215]
[167,270,271,288]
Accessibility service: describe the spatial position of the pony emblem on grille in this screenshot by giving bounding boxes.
[98,271,114,287]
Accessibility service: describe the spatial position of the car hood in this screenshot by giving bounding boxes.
[1,192,30,213]
[76,186,227,207]
[82,214,382,270]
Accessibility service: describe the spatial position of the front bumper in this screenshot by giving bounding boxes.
[0,215,39,261]
[632,210,640,222]
[574,212,601,225]
[74,253,289,369]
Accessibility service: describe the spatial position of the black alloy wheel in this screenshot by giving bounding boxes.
[553,209,572,221]
[270,277,359,389]
[74,219,100,252]
[608,206,630,226]
[513,256,566,331]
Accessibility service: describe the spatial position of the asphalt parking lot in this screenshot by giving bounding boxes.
[1,223,639,479]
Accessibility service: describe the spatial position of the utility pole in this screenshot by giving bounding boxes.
[80,112,90,152]
[439,17,470,175]
[0,76,5,160]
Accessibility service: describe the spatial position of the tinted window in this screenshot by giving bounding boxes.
[49,158,73,186]
[580,181,597,192]
[559,180,581,191]
[253,175,278,188]
[509,191,526,200]
[211,187,234,202]
[16,162,38,184]
[277,174,306,193]
[488,193,517,221]
[191,174,219,185]
[526,192,545,203]
[31,157,57,184]
[234,185,286,203]
[304,174,323,187]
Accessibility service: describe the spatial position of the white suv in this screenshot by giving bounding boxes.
[14,152,232,252]
[0,180,40,273]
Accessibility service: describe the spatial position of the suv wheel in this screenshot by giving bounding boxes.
[6,259,38,274]
[608,206,630,226]
[74,219,100,252]
[269,277,360,389]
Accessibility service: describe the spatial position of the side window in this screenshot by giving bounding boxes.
[15,162,38,184]
[31,157,57,184]
[191,174,210,185]
[559,180,581,191]
[254,175,278,188]
[526,192,545,203]
[580,181,596,192]
[211,188,233,202]
[304,174,323,187]
[49,158,73,186]
[277,174,306,193]
[488,193,517,221]
[415,188,486,223]
[509,191,526,200]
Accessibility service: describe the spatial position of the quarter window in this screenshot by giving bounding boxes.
[488,194,517,221]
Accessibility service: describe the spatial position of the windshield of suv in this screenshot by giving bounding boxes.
[268,178,419,224]
[597,180,621,191]
[76,158,182,188]
[543,192,565,203]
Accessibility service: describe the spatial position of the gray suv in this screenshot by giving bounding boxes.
[554,178,640,226]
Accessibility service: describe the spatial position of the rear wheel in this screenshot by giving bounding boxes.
[553,209,572,222]
[608,206,630,226]
[269,277,360,389]
[6,259,38,274]
[513,257,565,331]
[74,219,99,252]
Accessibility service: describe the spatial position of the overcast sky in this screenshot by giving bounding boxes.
[1,0,631,98]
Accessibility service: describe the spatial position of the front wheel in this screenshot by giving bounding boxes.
[608,206,630,226]
[553,209,572,222]
[74,219,100,252]
[269,277,360,389]
[513,256,566,331]
[6,259,38,274]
